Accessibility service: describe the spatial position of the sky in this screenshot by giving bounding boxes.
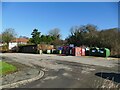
[2,2,118,39]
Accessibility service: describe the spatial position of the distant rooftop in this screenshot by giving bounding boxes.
[11,38,29,43]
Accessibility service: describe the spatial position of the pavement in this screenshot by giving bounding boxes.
[0,57,44,88]
[0,53,120,88]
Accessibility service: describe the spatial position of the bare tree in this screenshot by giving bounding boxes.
[48,28,61,39]
[2,28,17,45]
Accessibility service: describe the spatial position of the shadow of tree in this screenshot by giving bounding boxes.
[95,72,120,83]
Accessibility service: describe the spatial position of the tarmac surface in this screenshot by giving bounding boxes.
[1,53,120,88]
[1,58,40,85]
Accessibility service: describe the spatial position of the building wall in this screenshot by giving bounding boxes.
[9,42,18,50]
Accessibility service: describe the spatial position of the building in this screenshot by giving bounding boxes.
[11,38,29,45]
[9,38,29,50]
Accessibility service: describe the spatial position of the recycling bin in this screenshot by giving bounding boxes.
[47,50,51,54]
[85,47,90,56]
[90,47,99,56]
[39,50,42,54]
[72,47,81,56]
[59,50,62,54]
[99,48,110,57]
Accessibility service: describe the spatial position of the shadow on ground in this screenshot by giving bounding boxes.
[95,72,120,83]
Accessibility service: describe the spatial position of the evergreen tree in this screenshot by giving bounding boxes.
[30,29,41,45]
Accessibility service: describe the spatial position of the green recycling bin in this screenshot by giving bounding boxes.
[99,48,110,57]
[90,47,99,56]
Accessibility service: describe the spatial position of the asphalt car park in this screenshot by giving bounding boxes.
[1,53,119,88]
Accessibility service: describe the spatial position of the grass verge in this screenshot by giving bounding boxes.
[0,61,17,75]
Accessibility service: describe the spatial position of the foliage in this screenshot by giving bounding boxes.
[0,45,8,52]
[98,28,119,56]
[40,34,64,47]
[30,29,41,45]
[48,28,61,39]
[2,28,17,44]
[0,34,2,42]
[40,35,53,44]
[48,28,63,47]
[66,24,98,47]
[66,24,119,56]
[29,28,64,47]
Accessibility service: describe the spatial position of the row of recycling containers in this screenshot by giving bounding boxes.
[47,46,110,57]
[18,44,110,57]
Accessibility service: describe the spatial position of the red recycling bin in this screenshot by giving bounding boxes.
[81,48,85,56]
[72,47,85,56]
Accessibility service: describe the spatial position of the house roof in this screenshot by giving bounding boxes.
[11,38,29,43]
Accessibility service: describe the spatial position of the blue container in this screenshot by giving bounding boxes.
[58,47,63,50]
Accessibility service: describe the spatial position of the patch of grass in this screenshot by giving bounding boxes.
[0,61,17,75]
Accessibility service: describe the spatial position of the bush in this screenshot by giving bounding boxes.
[0,45,8,52]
